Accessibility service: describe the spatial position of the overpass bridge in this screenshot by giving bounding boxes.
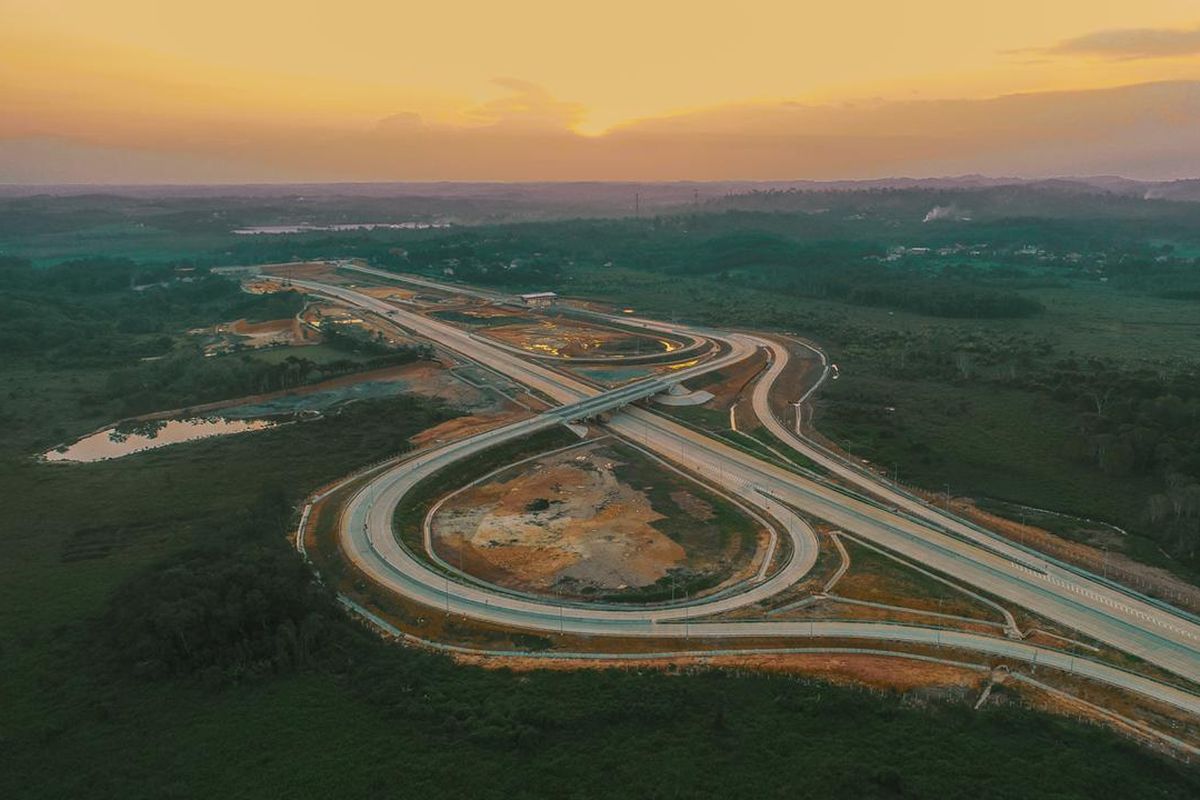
[545,376,672,423]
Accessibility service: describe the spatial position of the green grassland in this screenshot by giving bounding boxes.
[817,375,1155,523]
[0,395,455,636]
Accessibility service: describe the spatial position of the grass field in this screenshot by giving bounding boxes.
[816,373,1174,567]
[819,375,1147,519]
[0,395,456,636]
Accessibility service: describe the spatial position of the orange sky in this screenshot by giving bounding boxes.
[2,1,1200,181]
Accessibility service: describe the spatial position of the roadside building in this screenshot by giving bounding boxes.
[518,291,558,308]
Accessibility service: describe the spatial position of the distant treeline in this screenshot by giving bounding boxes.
[0,256,304,366]
[0,256,430,417]
[16,192,1182,322]
[671,231,1045,318]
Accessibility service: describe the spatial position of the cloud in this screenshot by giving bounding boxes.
[466,78,586,131]
[1038,23,1200,61]
[373,79,585,136]
[6,81,1200,183]
[376,112,425,132]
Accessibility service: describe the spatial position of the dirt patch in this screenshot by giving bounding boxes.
[460,651,983,694]
[771,596,1002,636]
[485,317,675,359]
[409,410,529,448]
[194,306,316,355]
[227,316,312,348]
[429,305,540,327]
[258,261,345,282]
[740,652,982,691]
[356,285,417,301]
[433,443,685,592]
[947,498,1200,614]
[394,363,503,408]
[431,440,767,600]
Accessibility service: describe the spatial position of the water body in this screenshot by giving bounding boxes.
[232,222,450,235]
[44,417,277,463]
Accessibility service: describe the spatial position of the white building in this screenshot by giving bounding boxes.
[518,292,558,308]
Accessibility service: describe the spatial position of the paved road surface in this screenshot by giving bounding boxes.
[273,271,1200,710]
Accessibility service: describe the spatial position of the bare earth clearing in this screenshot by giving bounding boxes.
[484,317,675,359]
[433,443,684,592]
[431,441,764,599]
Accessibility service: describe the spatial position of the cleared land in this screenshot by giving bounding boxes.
[484,316,678,359]
[431,439,767,601]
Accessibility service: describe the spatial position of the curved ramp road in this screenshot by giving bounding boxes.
[274,272,1200,710]
[743,334,1200,653]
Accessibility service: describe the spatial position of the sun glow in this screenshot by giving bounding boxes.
[2,0,1199,180]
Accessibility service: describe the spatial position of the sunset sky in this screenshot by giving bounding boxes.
[3,1,1200,182]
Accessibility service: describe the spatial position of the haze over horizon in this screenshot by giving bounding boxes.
[4,1,1200,183]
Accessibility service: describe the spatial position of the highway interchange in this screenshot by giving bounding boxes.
[278,267,1200,716]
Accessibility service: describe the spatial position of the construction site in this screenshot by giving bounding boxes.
[134,260,1200,760]
[430,439,770,601]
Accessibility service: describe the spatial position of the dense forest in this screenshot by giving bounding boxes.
[0,256,299,366]
[0,256,429,419]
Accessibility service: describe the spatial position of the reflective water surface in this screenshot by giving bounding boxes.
[45,417,277,463]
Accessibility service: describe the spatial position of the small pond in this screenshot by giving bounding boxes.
[44,417,278,463]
